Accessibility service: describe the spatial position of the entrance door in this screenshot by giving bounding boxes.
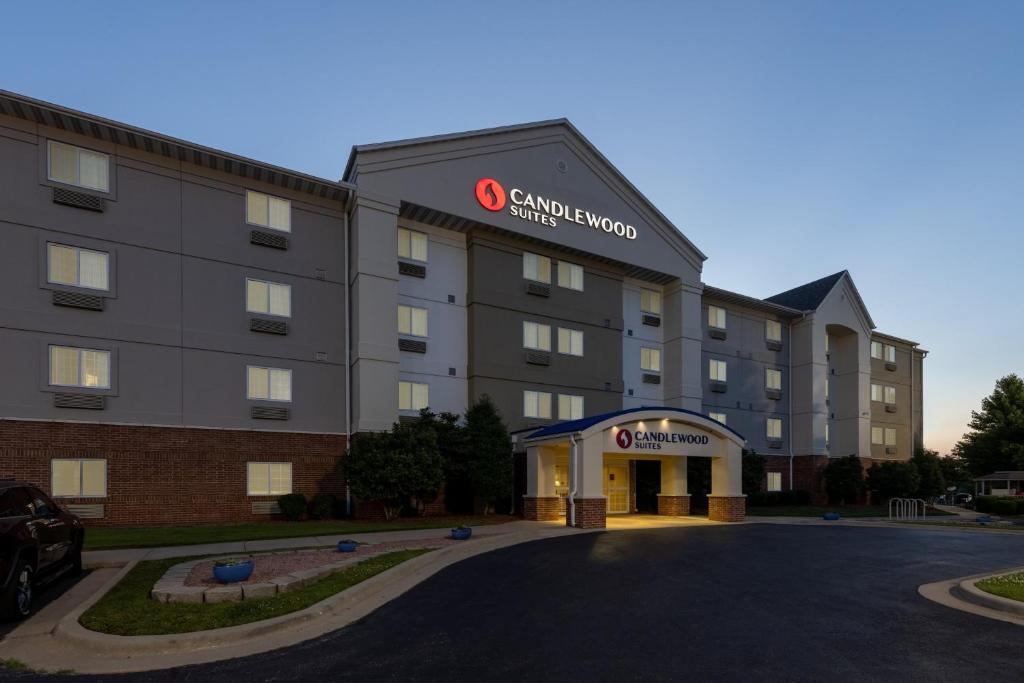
[635,460,661,513]
[603,464,629,514]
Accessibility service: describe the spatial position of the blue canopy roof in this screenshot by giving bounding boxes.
[524,406,745,442]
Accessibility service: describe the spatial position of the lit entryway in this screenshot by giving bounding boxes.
[603,462,629,514]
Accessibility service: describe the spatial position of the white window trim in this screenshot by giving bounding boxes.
[557,327,584,357]
[640,289,662,315]
[523,390,552,419]
[558,394,584,420]
[710,359,727,382]
[641,347,661,373]
[47,140,110,192]
[765,368,782,391]
[522,252,552,284]
[48,345,111,389]
[398,304,429,337]
[246,462,293,496]
[398,228,429,263]
[47,243,110,291]
[765,320,782,343]
[245,190,292,233]
[766,418,783,440]
[51,458,107,498]
[246,366,292,402]
[557,261,584,291]
[708,305,726,330]
[767,471,782,492]
[246,278,292,318]
[398,381,429,411]
[523,321,551,351]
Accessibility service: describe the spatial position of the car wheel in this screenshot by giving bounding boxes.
[1,559,33,622]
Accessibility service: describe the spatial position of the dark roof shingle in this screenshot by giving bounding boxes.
[764,271,847,311]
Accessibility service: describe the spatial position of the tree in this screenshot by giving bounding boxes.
[415,409,472,513]
[823,455,865,505]
[463,395,512,514]
[938,453,971,492]
[953,374,1024,476]
[910,448,946,499]
[866,461,921,503]
[343,422,443,520]
[742,451,766,496]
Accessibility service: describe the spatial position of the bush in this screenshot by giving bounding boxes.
[1017,498,1024,515]
[975,496,998,513]
[277,493,307,521]
[308,493,335,520]
[993,499,1018,516]
[823,455,865,504]
[747,490,811,507]
[866,461,921,503]
[344,423,443,520]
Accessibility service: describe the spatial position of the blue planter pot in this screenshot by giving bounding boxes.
[822,512,841,521]
[213,559,254,583]
[450,527,472,540]
[337,541,358,553]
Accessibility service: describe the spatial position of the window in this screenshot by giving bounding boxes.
[398,381,429,411]
[826,334,831,353]
[884,386,896,404]
[246,278,291,317]
[247,366,292,402]
[871,341,883,359]
[641,347,661,372]
[885,345,896,363]
[766,368,782,391]
[825,422,831,446]
[247,462,292,496]
[523,390,552,419]
[885,428,897,446]
[51,459,106,497]
[709,359,727,382]
[825,379,830,400]
[766,418,783,440]
[0,488,32,518]
[246,190,291,232]
[767,472,782,492]
[708,412,727,425]
[708,305,726,329]
[557,262,583,291]
[641,289,662,315]
[398,228,428,262]
[398,305,428,337]
[523,321,551,351]
[47,243,109,291]
[871,383,883,402]
[47,140,109,192]
[49,346,110,389]
[766,320,782,343]
[558,394,584,420]
[872,426,884,445]
[557,328,584,356]
[522,252,551,283]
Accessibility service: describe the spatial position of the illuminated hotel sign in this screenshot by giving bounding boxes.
[474,177,638,241]
[605,422,718,456]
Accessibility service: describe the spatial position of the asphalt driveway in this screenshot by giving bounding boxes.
[7,524,1024,682]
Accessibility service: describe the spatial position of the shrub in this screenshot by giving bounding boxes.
[975,496,998,513]
[1017,498,1024,515]
[993,499,1018,516]
[277,493,307,521]
[823,455,865,504]
[866,461,921,502]
[344,423,443,520]
[309,493,335,520]
[747,490,811,506]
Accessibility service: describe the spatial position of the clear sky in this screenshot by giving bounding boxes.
[2,1,1021,454]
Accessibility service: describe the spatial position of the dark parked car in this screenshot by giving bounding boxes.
[0,481,84,621]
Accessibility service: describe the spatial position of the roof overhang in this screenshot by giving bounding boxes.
[522,407,746,449]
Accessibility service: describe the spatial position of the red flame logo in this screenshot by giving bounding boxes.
[615,429,633,449]
[475,178,506,212]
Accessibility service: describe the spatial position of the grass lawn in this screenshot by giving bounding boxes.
[747,505,953,518]
[83,516,512,551]
[977,572,1024,602]
[80,548,432,635]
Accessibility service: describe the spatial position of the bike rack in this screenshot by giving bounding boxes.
[888,497,927,520]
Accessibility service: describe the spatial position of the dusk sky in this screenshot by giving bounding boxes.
[3,1,1020,454]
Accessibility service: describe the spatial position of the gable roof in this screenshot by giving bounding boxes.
[343,118,707,263]
[765,271,847,310]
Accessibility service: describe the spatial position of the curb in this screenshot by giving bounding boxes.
[919,566,1024,627]
[52,528,572,662]
[951,572,1024,618]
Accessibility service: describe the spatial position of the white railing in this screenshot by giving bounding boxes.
[889,497,927,520]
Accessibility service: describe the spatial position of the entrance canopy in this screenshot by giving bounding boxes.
[520,408,748,528]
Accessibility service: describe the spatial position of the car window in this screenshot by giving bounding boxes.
[0,488,33,517]
[28,488,57,517]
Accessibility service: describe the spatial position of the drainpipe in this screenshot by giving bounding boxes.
[568,433,579,527]
[343,208,352,516]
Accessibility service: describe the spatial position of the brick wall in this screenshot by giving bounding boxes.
[0,419,346,526]
[568,497,606,529]
[708,495,745,522]
[657,494,691,516]
[523,496,561,521]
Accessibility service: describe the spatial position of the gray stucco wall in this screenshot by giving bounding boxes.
[0,115,348,433]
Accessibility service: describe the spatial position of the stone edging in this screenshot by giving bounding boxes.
[919,565,1024,627]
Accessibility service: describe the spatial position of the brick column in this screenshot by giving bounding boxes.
[707,495,746,522]
[523,496,561,521]
[657,494,691,516]
[567,497,606,529]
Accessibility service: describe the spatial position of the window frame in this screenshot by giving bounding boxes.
[246,366,293,403]
[884,385,896,405]
[48,345,112,390]
[46,242,110,292]
[640,289,662,315]
[46,140,111,193]
[640,346,661,372]
[246,462,293,496]
[884,345,896,363]
[50,458,107,498]
[523,390,552,419]
[766,471,782,492]
[557,327,584,357]
[522,321,552,351]
[871,341,883,359]
[397,228,428,262]
[766,418,783,440]
[871,426,884,445]
[398,380,429,411]
[398,304,429,337]
[871,383,883,402]
[709,359,727,382]
[557,261,584,291]
[708,305,727,330]
[557,394,584,421]
[765,320,782,343]
[245,190,291,233]
[522,252,552,284]
[765,368,782,391]
[246,278,292,318]
[708,412,727,425]
[884,427,897,447]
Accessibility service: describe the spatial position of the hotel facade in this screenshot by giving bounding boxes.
[0,91,925,528]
